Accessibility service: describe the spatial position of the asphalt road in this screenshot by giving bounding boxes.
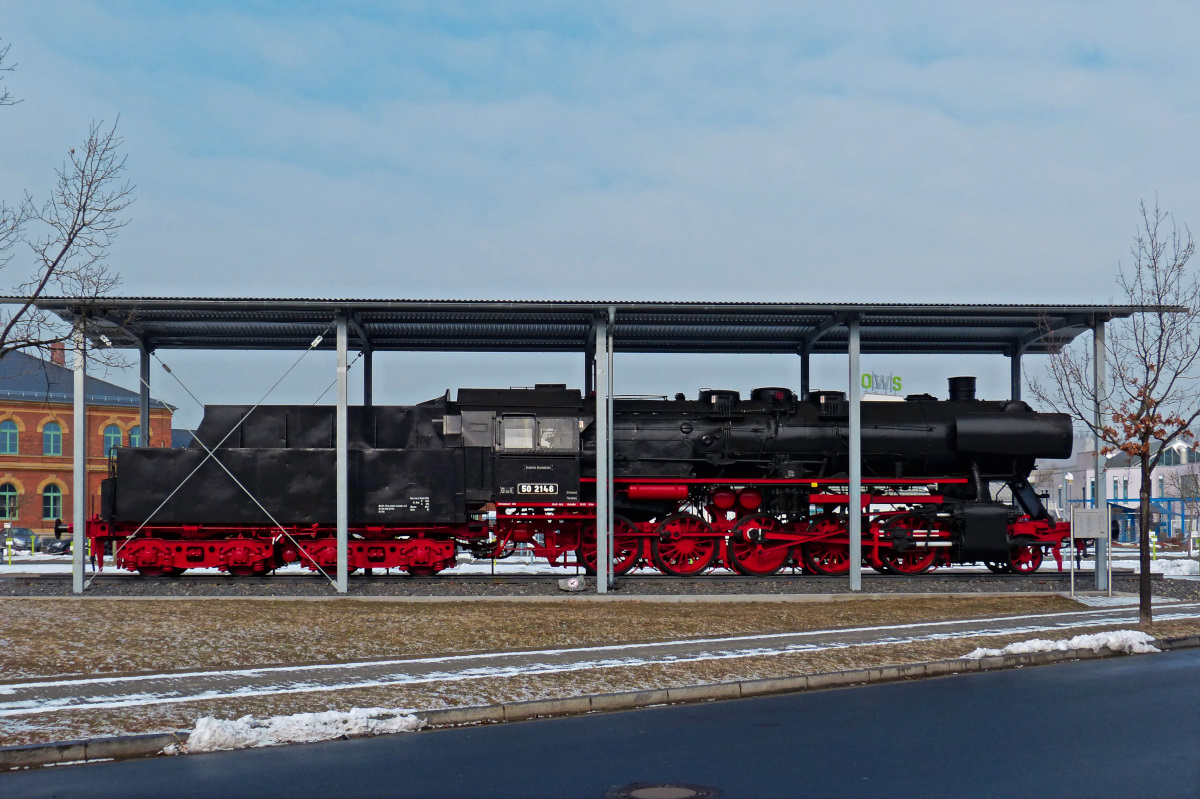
[5,649,1200,799]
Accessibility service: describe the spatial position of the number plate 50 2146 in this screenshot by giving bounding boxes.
[518,483,558,495]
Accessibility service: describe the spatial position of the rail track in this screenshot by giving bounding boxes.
[3,569,1139,585]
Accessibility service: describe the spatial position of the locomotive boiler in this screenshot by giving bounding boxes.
[89,376,1073,579]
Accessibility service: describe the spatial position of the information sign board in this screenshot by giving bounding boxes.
[1072,508,1108,540]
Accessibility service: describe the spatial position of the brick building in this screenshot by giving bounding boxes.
[0,345,173,533]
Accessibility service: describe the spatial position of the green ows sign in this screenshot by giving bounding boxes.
[862,372,902,394]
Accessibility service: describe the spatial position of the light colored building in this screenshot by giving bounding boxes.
[1032,437,1200,541]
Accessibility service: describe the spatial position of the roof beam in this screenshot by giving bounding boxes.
[799,314,846,355]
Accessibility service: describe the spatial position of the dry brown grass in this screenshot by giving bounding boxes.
[3,595,1197,749]
[4,616,1199,748]
[0,595,1075,679]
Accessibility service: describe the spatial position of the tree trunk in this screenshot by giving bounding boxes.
[1139,456,1153,626]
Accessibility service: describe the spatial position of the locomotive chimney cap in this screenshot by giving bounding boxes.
[948,376,977,401]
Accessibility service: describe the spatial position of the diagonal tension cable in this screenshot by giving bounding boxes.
[312,352,361,405]
[89,327,339,588]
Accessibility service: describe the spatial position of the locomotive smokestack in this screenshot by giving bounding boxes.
[948,376,977,401]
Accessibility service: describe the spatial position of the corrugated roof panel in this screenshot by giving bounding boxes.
[1,296,1160,356]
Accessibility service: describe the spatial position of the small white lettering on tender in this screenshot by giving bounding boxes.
[378,497,431,513]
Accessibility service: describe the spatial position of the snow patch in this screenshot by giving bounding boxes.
[1071,595,1179,607]
[963,630,1159,660]
[169,707,424,753]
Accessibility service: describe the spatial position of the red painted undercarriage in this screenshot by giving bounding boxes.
[86,478,1070,578]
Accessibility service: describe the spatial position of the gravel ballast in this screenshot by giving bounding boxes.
[4,570,1196,600]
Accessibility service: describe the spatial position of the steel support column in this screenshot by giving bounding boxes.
[1094,319,1108,590]
[848,316,862,592]
[594,315,611,593]
[799,315,843,399]
[336,317,349,594]
[138,345,151,446]
[584,327,596,397]
[72,328,86,594]
[606,307,615,588]
[362,348,373,410]
[1010,347,1022,402]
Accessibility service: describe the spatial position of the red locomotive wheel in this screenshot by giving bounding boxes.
[577,517,642,576]
[1007,542,1044,574]
[651,513,718,576]
[726,515,789,576]
[880,549,938,575]
[801,542,851,576]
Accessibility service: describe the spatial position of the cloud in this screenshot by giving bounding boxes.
[2,2,1199,417]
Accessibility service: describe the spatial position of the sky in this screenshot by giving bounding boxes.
[3,2,1200,426]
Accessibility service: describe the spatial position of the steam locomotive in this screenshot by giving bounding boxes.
[88,376,1073,578]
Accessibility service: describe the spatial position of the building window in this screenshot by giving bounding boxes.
[129,425,141,448]
[0,420,16,454]
[1122,478,1129,500]
[103,425,122,455]
[1113,477,1119,499]
[1089,479,1095,502]
[0,483,16,519]
[1158,476,1165,497]
[42,484,62,520]
[42,422,62,456]
[1057,487,1063,510]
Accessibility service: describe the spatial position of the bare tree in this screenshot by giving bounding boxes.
[0,40,17,108]
[1031,201,1200,626]
[0,41,133,362]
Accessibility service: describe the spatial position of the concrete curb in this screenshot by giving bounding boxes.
[0,731,187,770]
[4,634,1198,771]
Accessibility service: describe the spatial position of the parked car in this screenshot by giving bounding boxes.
[2,527,39,551]
[42,538,71,555]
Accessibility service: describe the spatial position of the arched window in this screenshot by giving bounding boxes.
[0,483,16,519]
[0,420,17,455]
[129,425,141,448]
[42,484,61,520]
[104,424,122,455]
[42,422,62,456]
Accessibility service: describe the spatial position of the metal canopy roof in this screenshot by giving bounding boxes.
[6,297,1146,356]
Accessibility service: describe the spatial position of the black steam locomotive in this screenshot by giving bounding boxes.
[89,376,1073,578]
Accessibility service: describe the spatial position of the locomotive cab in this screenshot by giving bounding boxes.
[452,385,585,507]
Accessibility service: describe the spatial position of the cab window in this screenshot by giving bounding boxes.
[499,417,535,451]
